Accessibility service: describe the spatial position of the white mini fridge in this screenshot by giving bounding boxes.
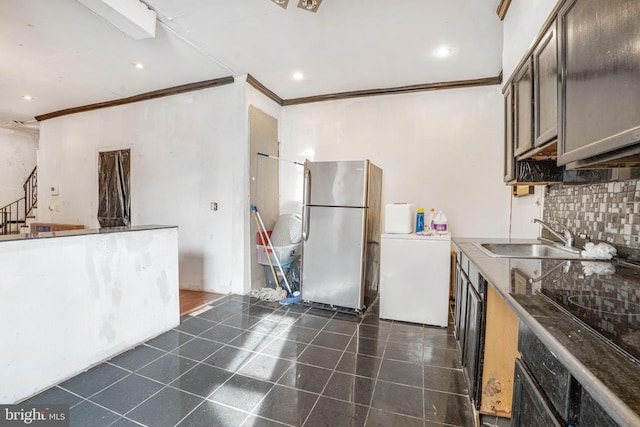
[379,233,451,327]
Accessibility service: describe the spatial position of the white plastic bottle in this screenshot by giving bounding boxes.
[427,208,436,230]
[433,210,448,234]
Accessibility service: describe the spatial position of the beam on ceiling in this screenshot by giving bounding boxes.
[76,0,157,39]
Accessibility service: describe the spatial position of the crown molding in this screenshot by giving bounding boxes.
[36,76,234,121]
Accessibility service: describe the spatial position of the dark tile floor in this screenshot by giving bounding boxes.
[24,295,475,427]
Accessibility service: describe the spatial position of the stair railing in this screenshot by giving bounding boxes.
[0,197,26,235]
[24,166,37,217]
[0,166,36,235]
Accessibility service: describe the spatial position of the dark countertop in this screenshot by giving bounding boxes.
[0,225,178,243]
[454,238,640,427]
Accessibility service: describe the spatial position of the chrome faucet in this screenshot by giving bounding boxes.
[532,218,575,248]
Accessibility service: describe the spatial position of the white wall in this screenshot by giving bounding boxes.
[502,0,558,238]
[280,86,511,239]
[502,0,559,80]
[38,81,250,294]
[246,82,282,124]
[0,227,179,403]
[0,127,38,206]
[510,187,545,237]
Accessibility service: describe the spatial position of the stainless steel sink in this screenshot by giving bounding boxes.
[474,242,590,260]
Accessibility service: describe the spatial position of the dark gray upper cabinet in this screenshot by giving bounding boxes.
[558,0,640,166]
[513,59,534,157]
[533,20,558,147]
[504,85,515,182]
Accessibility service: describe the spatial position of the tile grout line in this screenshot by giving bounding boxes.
[422,321,427,421]
[143,327,264,426]
[119,309,258,425]
[38,296,471,426]
[360,302,392,427]
[260,307,335,426]
[172,301,315,427]
[299,301,390,426]
[168,378,253,427]
[299,309,354,427]
[229,303,328,427]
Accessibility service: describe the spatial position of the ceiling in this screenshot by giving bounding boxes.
[0,0,503,131]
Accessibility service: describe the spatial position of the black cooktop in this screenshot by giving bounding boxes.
[532,259,640,363]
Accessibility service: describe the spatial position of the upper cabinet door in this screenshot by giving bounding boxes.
[513,58,534,157]
[533,20,558,147]
[504,85,515,182]
[558,0,640,166]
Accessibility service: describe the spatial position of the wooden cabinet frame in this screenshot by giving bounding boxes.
[513,59,534,157]
[533,20,558,147]
[479,285,520,417]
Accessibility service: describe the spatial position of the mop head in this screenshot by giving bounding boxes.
[250,287,288,302]
[279,292,302,305]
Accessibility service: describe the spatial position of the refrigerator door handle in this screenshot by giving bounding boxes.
[302,168,311,241]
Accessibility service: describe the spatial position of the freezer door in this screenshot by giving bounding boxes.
[302,206,366,310]
[305,160,368,207]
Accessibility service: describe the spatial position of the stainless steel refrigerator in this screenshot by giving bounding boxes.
[301,160,383,312]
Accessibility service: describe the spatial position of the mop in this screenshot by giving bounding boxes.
[257,152,304,167]
[251,210,287,302]
[251,205,302,305]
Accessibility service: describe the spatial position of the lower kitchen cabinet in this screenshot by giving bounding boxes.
[453,241,633,426]
[479,286,520,417]
[462,277,484,406]
[511,359,564,427]
[453,248,469,343]
[453,251,519,415]
[518,322,573,420]
[514,322,624,426]
[578,388,618,427]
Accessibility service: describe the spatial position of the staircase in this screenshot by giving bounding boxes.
[0,167,37,235]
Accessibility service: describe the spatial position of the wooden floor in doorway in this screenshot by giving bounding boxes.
[179,290,226,316]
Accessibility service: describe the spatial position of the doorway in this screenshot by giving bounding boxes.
[98,149,130,228]
[249,107,279,289]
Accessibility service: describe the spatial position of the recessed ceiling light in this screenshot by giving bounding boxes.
[293,72,304,81]
[435,47,452,57]
[23,95,32,100]
[135,63,144,69]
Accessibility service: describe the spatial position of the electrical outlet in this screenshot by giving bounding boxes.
[210,202,218,211]
[633,235,639,243]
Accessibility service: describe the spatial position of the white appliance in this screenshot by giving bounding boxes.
[384,203,416,234]
[301,160,383,312]
[379,233,451,326]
